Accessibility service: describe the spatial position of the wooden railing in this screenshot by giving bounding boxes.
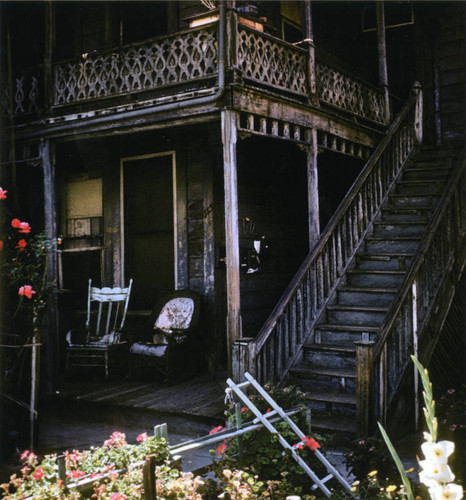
[371,146,466,429]
[53,25,219,105]
[1,72,41,117]
[233,83,423,384]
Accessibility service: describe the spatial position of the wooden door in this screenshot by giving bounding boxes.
[123,154,175,309]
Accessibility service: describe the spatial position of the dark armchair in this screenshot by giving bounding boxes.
[129,290,202,382]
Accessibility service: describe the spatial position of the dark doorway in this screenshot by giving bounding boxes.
[123,154,174,309]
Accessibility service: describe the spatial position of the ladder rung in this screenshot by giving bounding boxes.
[311,474,334,490]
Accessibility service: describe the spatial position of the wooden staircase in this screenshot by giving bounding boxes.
[290,146,457,435]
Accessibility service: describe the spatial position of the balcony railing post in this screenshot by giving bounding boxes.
[303,0,317,104]
[376,2,390,123]
[226,0,240,82]
[355,339,374,437]
[232,337,256,382]
[412,81,423,145]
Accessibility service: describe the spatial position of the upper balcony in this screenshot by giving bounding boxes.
[1,16,389,130]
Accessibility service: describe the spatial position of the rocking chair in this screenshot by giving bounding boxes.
[65,279,133,378]
[129,290,202,383]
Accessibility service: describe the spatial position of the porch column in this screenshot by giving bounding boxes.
[306,128,320,247]
[222,110,242,377]
[376,2,391,122]
[41,139,59,392]
[303,0,317,103]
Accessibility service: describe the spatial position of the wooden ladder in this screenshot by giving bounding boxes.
[226,372,355,498]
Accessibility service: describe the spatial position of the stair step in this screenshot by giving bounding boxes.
[395,180,445,195]
[403,168,453,180]
[304,343,356,353]
[365,236,421,253]
[304,390,356,406]
[326,304,387,326]
[311,414,357,434]
[291,363,356,379]
[388,193,440,208]
[356,252,414,271]
[337,286,397,306]
[380,207,433,223]
[373,221,428,237]
[346,268,406,287]
[303,343,356,369]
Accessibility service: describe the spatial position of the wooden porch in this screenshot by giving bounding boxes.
[48,372,227,432]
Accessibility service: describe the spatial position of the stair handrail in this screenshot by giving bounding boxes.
[233,83,423,384]
[371,144,466,429]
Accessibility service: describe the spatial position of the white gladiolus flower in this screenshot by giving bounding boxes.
[422,440,455,463]
[428,482,464,500]
[419,460,455,484]
[424,432,433,442]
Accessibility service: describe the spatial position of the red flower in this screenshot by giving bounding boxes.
[136,432,149,442]
[33,467,44,480]
[18,285,36,299]
[209,425,225,435]
[19,222,31,234]
[0,240,3,251]
[301,436,320,451]
[216,443,228,456]
[0,187,7,200]
[16,239,27,252]
[11,218,21,228]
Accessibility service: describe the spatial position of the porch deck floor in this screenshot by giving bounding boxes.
[50,372,227,428]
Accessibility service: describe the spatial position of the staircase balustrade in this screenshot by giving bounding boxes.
[233,83,423,385]
[373,146,466,429]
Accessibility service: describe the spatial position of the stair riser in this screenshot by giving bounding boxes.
[396,183,444,196]
[316,329,377,344]
[365,239,420,253]
[380,210,430,223]
[388,195,439,208]
[403,169,451,181]
[337,289,395,307]
[356,256,413,271]
[373,224,427,237]
[346,271,404,287]
[297,375,357,395]
[303,349,356,369]
[306,400,356,418]
[327,309,386,326]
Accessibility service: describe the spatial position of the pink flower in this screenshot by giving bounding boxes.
[11,218,21,228]
[136,432,149,442]
[0,188,7,200]
[33,467,44,480]
[16,239,27,252]
[19,222,31,234]
[20,450,29,461]
[111,494,127,500]
[18,285,36,299]
[68,470,86,480]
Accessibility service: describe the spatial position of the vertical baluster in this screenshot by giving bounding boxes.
[336,223,343,277]
[317,255,324,308]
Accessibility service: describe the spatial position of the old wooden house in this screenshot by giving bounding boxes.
[1,0,464,438]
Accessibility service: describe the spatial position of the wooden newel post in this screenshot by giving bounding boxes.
[142,455,157,500]
[355,340,374,437]
[232,337,256,382]
[412,81,423,145]
[303,0,317,104]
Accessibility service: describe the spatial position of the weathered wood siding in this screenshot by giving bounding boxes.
[237,137,309,338]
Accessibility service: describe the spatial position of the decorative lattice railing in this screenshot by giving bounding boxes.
[1,73,41,117]
[53,25,219,105]
[236,26,308,97]
[316,61,387,124]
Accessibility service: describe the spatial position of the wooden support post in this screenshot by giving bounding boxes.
[303,1,317,103]
[355,340,374,437]
[222,110,242,378]
[57,455,67,488]
[412,81,423,145]
[44,1,54,111]
[305,129,320,248]
[376,2,390,123]
[232,337,256,382]
[41,139,59,393]
[142,455,157,500]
